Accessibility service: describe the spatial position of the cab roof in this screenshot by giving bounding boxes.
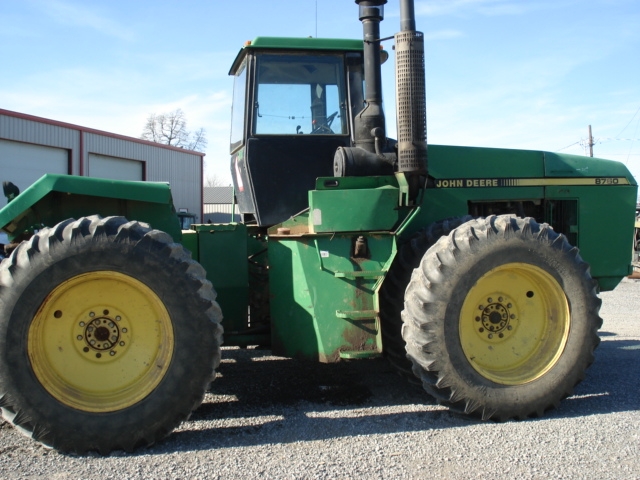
[229,37,363,75]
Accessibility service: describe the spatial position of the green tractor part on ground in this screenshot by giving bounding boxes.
[0,0,637,454]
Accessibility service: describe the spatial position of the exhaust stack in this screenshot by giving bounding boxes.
[395,0,427,177]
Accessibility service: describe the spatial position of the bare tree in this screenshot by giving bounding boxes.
[141,109,207,152]
[204,174,226,187]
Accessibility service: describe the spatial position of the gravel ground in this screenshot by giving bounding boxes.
[1,278,639,479]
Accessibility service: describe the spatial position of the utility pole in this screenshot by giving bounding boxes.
[588,125,594,157]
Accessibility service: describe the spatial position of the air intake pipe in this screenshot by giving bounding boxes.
[334,0,428,190]
[334,0,395,177]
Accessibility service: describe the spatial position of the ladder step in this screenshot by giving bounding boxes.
[339,350,381,359]
[335,310,378,320]
[333,270,384,279]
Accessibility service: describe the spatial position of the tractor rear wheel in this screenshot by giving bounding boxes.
[379,216,471,378]
[402,215,602,420]
[0,216,223,453]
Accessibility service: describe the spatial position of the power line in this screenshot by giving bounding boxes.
[555,141,580,152]
[615,105,640,138]
[597,138,640,142]
[591,153,640,156]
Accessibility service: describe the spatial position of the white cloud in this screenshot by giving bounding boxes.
[414,0,572,17]
[424,29,464,41]
[35,0,135,41]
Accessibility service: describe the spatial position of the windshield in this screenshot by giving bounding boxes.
[253,53,347,135]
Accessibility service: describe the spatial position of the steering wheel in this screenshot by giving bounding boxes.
[311,111,339,134]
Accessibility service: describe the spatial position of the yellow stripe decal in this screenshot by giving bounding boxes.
[432,177,630,188]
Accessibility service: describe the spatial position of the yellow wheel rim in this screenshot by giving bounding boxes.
[28,271,174,412]
[459,262,570,385]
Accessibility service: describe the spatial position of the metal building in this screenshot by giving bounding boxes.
[203,186,238,223]
[0,108,204,221]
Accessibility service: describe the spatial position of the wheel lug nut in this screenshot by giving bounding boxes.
[89,312,95,317]
[488,333,493,339]
[487,298,493,303]
[110,351,116,356]
[77,335,83,341]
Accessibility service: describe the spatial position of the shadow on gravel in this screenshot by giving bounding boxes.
[556,337,640,418]
[144,347,462,454]
[136,335,639,455]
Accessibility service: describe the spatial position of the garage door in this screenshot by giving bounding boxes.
[88,154,143,181]
[0,139,69,193]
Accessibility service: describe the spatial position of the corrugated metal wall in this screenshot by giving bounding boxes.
[0,112,79,152]
[204,203,240,223]
[0,109,203,221]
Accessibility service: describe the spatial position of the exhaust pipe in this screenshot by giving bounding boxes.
[395,0,427,177]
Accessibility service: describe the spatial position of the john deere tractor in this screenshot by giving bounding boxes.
[0,0,637,454]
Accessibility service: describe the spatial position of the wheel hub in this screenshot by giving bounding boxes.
[74,309,130,358]
[475,295,518,340]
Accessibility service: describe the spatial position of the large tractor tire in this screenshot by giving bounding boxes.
[402,215,602,420]
[379,216,472,378]
[0,216,223,453]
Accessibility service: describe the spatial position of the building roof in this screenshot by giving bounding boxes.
[204,186,234,204]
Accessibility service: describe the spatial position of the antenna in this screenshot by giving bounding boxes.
[315,0,318,37]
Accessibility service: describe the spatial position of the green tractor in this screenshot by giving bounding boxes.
[0,0,637,454]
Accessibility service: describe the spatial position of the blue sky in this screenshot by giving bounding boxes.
[2,0,639,189]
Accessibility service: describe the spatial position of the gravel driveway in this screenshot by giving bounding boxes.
[1,278,639,479]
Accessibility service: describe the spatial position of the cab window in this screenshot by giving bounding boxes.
[253,54,347,135]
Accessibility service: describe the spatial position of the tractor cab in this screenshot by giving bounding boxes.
[228,37,369,226]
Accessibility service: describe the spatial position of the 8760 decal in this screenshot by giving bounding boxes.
[595,177,620,185]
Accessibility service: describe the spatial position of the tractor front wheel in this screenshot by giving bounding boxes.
[0,216,223,453]
[402,215,602,420]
